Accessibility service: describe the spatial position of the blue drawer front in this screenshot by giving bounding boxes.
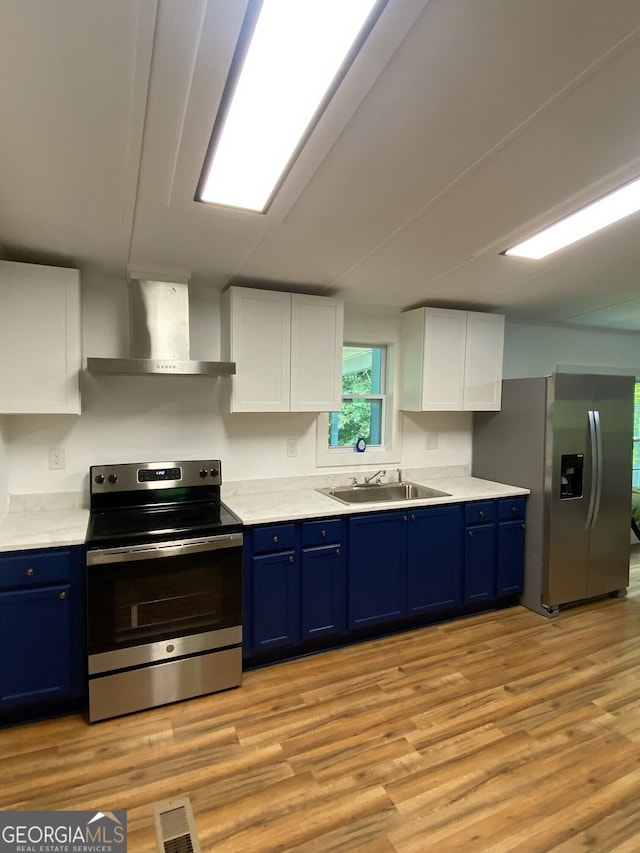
[464,501,496,525]
[497,497,526,520]
[0,549,71,591]
[302,519,342,547]
[252,524,296,553]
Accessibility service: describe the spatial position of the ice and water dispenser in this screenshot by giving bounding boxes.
[560,453,584,499]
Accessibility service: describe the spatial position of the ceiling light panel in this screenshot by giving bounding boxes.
[197,0,382,213]
[505,176,640,260]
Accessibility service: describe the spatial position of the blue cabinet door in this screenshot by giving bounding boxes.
[301,544,346,639]
[464,523,496,602]
[0,584,71,708]
[0,545,85,714]
[250,551,300,651]
[348,512,406,629]
[407,505,463,614]
[497,519,526,595]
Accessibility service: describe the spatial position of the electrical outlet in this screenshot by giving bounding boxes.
[425,433,439,450]
[48,446,65,470]
[286,438,298,458]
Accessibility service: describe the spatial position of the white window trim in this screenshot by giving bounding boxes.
[316,343,401,467]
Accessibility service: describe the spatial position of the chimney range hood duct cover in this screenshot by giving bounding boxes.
[87,280,235,376]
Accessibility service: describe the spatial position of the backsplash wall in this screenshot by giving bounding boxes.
[4,276,639,500]
[0,418,8,514]
[4,275,470,496]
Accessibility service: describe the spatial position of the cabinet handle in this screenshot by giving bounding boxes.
[522,523,526,529]
[289,555,294,563]
[26,567,34,576]
[479,511,485,518]
[512,506,517,513]
[336,548,341,556]
[468,530,474,536]
[273,535,279,543]
[403,515,408,522]
[411,514,416,521]
[59,591,67,600]
[321,529,327,537]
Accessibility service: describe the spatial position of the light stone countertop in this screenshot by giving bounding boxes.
[222,474,529,527]
[0,509,90,553]
[0,470,529,553]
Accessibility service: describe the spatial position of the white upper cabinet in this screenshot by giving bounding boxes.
[400,307,504,412]
[221,286,343,413]
[0,261,81,414]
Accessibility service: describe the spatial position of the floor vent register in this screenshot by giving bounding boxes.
[153,797,202,853]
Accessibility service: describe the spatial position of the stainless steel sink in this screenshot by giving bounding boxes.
[317,482,451,505]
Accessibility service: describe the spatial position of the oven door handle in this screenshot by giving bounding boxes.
[87,533,243,565]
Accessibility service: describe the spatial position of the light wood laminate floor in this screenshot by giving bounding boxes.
[3,547,640,852]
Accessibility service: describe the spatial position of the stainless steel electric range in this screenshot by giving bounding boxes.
[85,459,243,722]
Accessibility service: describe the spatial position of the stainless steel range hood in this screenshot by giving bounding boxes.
[87,280,235,376]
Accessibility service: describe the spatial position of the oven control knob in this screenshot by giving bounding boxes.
[108,473,118,484]
[94,474,105,484]
[209,467,219,478]
[199,468,208,478]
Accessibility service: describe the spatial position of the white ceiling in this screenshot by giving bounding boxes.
[2,0,640,330]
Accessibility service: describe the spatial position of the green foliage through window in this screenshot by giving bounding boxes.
[328,345,386,448]
[633,380,640,486]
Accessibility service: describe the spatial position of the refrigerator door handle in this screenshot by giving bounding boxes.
[591,409,603,529]
[585,409,598,530]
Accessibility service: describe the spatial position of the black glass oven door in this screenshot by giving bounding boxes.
[87,538,242,657]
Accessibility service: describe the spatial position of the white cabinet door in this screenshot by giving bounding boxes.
[463,312,504,411]
[222,287,343,413]
[421,308,467,410]
[222,287,291,412]
[400,307,466,411]
[399,307,503,412]
[0,262,81,414]
[290,294,343,412]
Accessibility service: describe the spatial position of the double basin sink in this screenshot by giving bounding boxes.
[317,481,451,506]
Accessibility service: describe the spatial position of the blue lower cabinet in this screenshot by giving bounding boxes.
[463,498,526,602]
[497,498,526,595]
[244,519,345,657]
[244,498,525,663]
[301,544,346,639]
[464,523,496,602]
[348,512,406,629]
[0,584,71,705]
[250,550,300,651]
[407,505,463,614]
[0,546,86,716]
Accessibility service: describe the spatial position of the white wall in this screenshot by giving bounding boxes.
[4,277,469,496]
[5,282,640,498]
[0,418,8,515]
[504,319,640,378]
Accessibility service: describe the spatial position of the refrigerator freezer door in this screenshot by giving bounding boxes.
[585,374,634,598]
[544,374,592,607]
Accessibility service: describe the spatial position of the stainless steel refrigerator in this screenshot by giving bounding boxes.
[473,373,635,616]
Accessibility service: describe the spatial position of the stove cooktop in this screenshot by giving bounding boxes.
[86,501,242,549]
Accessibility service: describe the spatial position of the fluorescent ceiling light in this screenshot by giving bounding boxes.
[197,0,381,213]
[504,176,640,260]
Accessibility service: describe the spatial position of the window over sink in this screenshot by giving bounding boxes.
[329,345,386,448]
[316,342,399,467]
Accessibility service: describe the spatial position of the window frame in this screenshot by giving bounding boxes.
[329,344,387,448]
[316,341,400,468]
[633,379,640,486]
